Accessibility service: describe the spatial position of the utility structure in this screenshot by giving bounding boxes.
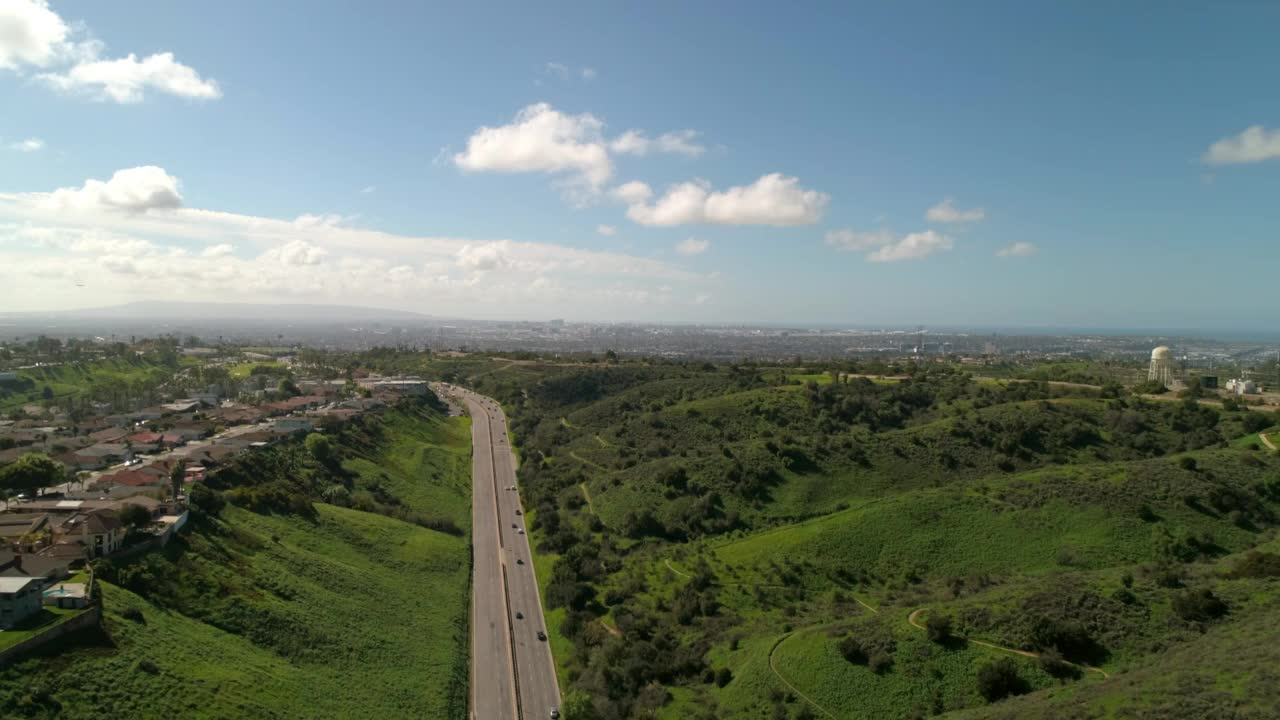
[1148,346,1175,387]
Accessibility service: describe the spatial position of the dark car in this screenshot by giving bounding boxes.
[515,509,522,515]
[516,558,524,565]
[537,630,547,641]
[515,611,524,619]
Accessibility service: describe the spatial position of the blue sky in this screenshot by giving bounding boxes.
[2,1,1278,327]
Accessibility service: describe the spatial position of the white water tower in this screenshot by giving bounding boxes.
[1148,346,1174,387]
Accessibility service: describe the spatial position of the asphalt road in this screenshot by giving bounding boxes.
[442,384,560,720]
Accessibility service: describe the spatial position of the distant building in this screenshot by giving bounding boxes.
[0,372,17,382]
[1199,375,1219,389]
[1226,378,1259,395]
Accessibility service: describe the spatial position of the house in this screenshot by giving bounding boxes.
[132,407,172,422]
[127,431,165,446]
[0,513,51,550]
[160,432,187,447]
[57,511,124,557]
[89,427,129,444]
[272,418,315,435]
[42,582,89,609]
[0,576,44,629]
[37,540,89,567]
[0,552,71,586]
[99,469,165,488]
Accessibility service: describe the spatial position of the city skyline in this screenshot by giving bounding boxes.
[3,1,1279,327]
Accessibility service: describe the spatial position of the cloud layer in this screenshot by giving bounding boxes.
[996,241,1036,257]
[0,166,711,317]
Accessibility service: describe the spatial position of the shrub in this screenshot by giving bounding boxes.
[976,658,1028,702]
[1172,588,1228,623]
[1226,551,1280,579]
[1178,456,1198,471]
[925,614,953,643]
[715,667,732,688]
[121,607,146,624]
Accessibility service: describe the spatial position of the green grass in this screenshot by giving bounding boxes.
[342,407,473,530]
[0,606,85,650]
[227,362,287,379]
[0,505,471,719]
[0,358,177,411]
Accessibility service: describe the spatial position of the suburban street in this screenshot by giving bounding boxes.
[443,384,560,720]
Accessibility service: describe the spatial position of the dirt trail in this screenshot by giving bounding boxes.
[907,608,1110,679]
[1260,432,1277,451]
[768,631,840,719]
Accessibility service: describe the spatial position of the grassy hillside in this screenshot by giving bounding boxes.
[0,398,473,720]
[0,358,179,411]
[404,358,1280,719]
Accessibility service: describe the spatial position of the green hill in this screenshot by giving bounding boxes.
[419,359,1280,720]
[0,397,473,720]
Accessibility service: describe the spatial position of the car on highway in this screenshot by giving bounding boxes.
[515,509,522,515]
[537,630,547,641]
[517,528,525,534]
[550,710,559,719]
[516,558,524,565]
[512,523,518,528]
[515,611,523,619]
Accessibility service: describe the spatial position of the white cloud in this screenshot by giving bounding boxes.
[1,2,219,103]
[40,166,183,214]
[625,173,828,227]
[596,224,616,236]
[544,62,569,80]
[675,238,709,256]
[925,198,985,223]
[453,103,613,189]
[41,52,221,103]
[0,0,70,70]
[867,231,952,262]
[200,243,234,258]
[454,241,511,272]
[10,137,44,152]
[996,241,1036,257]
[272,239,327,266]
[824,229,895,251]
[612,180,653,205]
[1202,125,1280,166]
[360,185,376,194]
[827,227,953,262]
[610,129,705,157]
[581,67,597,80]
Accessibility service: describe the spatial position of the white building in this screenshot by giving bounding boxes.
[1226,378,1259,395]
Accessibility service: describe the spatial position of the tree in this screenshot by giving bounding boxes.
[925,614,953,643]
[119,503,152,530]
[278,378,301,397]
[560,689,596,720]
[188,481,226,517]
[976,658,1027,702]
[170,460,187,501]
[305,433,333,465]
[0,452,65,497]
[1172,587,1228,623]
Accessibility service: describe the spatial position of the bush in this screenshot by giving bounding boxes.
[1172,588,1228,623]
[121,607,146,624]
[715,667,732,688]
[976,658,1028,702]
[925,614,953,643]
[1226,551,1280,579]
[1037,646,1077,679]
[1178,456,1198,471]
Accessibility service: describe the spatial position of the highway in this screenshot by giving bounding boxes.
[440,384,561,720]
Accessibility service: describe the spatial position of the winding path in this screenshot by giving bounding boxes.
[1260,432,1277,452]
[907,608,1110,679]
